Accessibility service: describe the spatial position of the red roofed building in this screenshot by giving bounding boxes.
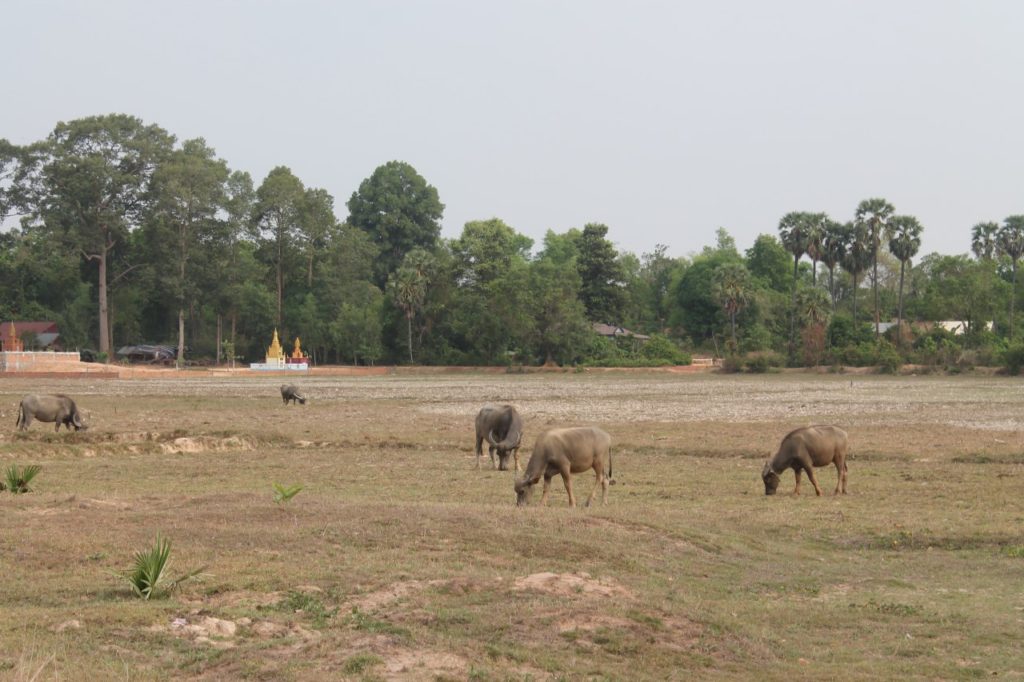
[0,321,60,351]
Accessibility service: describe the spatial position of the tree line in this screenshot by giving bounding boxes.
[1,113,1022,370]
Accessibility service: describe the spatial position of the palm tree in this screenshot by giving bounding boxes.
[778,211,812,360]
[387,249,435,363]
[805,213,827,287]
[712,262,753,350]
[997,216,1024,340]
[971,221,1000,261]
[820,219,847,310]
[887,215,923,346]
[855,198,895,338]
[840,222,872,325]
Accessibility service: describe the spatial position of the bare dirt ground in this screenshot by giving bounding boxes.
[0,372,1022,680]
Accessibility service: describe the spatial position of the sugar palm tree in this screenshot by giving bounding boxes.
[971,221,1000,261]
[997,216,1024,340]
[712,262,753,350]
[887,215,923,345]
[778,211,812,359]
[804,212,827,287]
[840,222,872,324]
[855,198,895,338]
[820,218,846,310]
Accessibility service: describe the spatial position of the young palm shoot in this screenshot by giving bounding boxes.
[123,535,204,600]
[273,482,304,505]
[5,464,42,494]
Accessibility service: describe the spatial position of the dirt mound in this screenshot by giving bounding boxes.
[345,579,447,612]
[513,572,634,598]
[158,612,320,651]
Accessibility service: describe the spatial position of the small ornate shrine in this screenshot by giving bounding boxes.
[249,328,308,372]
[2,322,24,352]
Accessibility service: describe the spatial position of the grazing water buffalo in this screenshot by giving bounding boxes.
[515,427,613,507]
[762,425,848,496]
[16,394,87,432]
[280,384,307,405]
[474,404,523,471]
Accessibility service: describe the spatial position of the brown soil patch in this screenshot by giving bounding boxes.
[513,572,635,599]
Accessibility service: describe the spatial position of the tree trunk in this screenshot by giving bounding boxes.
[216,314,222,365]
[407,313,414,364]
[177,308,186,367]
[852,272,858,323]
[730,310,737,349]
[231,312,237,369]
[1012,261,1018,341]
[789,256,799,360]
[897,260,906,348]
[828,266,836,311]
[98,250,110,360]
[873,250,880,339]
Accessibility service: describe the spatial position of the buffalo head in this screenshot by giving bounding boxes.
[761,461,780,495]
[487,428,522,471]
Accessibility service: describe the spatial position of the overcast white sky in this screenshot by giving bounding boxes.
[3,1,1023,259]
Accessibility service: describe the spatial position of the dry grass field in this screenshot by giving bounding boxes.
[0,371,1022,680]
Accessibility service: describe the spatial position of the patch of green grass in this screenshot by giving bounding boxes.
[267,591,337,628]
[345,607,410,638]
[342,653,383,675]
[1003,545,1024,557]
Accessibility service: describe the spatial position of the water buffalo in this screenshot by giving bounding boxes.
[16,394,87,432]
[515,427,613,507]
[474,404,523,471]
[280,384,307,405]
[761,425,848,496]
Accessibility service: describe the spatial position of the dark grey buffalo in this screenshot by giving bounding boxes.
[280,384,307,405]
[474,404,524,471]
[16,394,87,432]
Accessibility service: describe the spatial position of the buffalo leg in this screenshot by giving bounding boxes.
[539,475,553,506]
[833,460,843,495]
[560,470,576,507]
[805,465,824,496]
[793,468,802,495]
[584,467,604,507]
[475,438,483,469]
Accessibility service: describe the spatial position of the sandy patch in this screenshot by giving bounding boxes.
[513,572,634,599]
[345,579,447,612]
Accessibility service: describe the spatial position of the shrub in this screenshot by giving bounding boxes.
[876,342,902,374]
[745,351,784,373]
[640,334,691,365]
[1001,343,1024,376]
[4,464,41,494]
[121,535,204,600]
[719,355,743,373]
[273,482,303,505]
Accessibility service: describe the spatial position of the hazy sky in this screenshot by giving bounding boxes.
[4,1,1023,259]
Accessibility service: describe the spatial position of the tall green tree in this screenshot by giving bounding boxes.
[298,187,338,288]
[30,114,174,358]
[778,211,812,359]
[576,223,624,323]
[854,198,895,337]
[388,248,436,363]
[819,219,847,310]
[711,262,753,349]
[745,234,791,293]
[347,161,444,287]
[887,215,923,344]
[251,166,305,327]
[840,222,872,324]
[146,138,231,365]
[971,221,1000,261]
[997,215,1024,339]
[528,256,590,365]
[805,213,828,286]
